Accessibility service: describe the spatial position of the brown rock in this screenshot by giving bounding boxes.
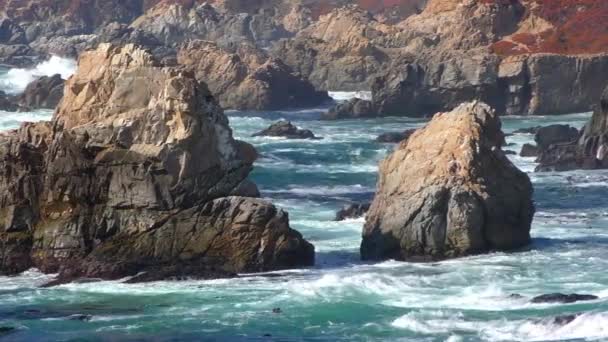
[0,44,314,282]
[17,74,64,110]
[178,41,329,110]
[361,102,534,261]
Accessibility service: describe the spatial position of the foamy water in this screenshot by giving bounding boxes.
[0,78,606,340]
[0,56,76,94]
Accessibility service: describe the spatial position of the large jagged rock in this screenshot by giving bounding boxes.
[0,44,314,283]
[537,86,608,171]
[178,40,329,110]
[361,102,534,261]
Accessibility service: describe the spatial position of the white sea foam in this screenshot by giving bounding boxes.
[0,56,76,94]
[328,91,372,102]
[264,184,374,196]
[0,109,53,130]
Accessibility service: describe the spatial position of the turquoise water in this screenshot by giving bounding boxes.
[1,65,608,340]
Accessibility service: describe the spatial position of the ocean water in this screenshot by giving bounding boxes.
[0,65,607,341]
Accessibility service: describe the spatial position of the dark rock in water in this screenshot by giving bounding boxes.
[272,308,282,314]
[0,91,18,112]
[376,129,417,143]
[362,102,534,261]
[69,314,92,321]
[534,124,580,150]
[335,203,370,221]
[322,98,376,120]
[18,74,64,110]
[0,44,314,283]
[504,150,516,155]
[253,121,320,140]
[553,314,580,326]
[531,293,598,304]
[536,86,608,171]
[513,126,541,135]
[520,143,539,157]
[0,326,15,335]
[508,293,524,299]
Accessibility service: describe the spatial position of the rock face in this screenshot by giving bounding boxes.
[537,87,608,171]
[253,121,320,140]
[361,102,535,261]
[178,41,329,110]
[534,124,579,150]
[17,74,65,110]
[0,44,314,282]
[322,98,376,120]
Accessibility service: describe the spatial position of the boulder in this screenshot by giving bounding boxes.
[252,121,320,140]
[335,202,370,221]
[536,87,608,171]
[361,102,534,261]
[17,74,64,110]
[376,129,417,143]
[0,44,314,283]
[531,293,598,304]
[321,98,376,120]
[178,40,329,110]
[534,124,579,150]
[520,143,539,157]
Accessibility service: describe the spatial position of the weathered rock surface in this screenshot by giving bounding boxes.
[178,41,329,110]
[520,143,539,158]
[536,87,608,171]
[361,102,535,261]
[335,202,370,221]
[253,121,320,140]
[322,98,376,120]
[376,129,417,143]
[0,44,314,283]
[17,74,65,110]
[531,293,598,304]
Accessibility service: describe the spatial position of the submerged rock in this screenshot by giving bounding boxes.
[0,91,18,112]
[0,44,314,283]
[552,314,580,326]
[335,203,371,221]
[322,98,376,120]
[253,121,320,140]
[361,102,535,261]
[531,293,598,304]
[376,129,417,143]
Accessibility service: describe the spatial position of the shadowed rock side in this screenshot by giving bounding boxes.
[537,86,608,171]
[253,121,320,140]
[0,43,314,283]
[178,40,329,110]
[361,102,535,261]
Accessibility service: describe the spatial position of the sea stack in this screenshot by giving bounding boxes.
[361,102,535,261]
[0,44,314,283]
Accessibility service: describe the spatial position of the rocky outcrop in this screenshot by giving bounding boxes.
[253,121,320,140]
[520,143,539,157]
[322,98,376,120]
[178,41,329,110]
[534,124,579,150]
[536,87,608,171]
[335,202,370,221]
[0,44,314,282]
[531,293,598,304]
[361,102,534,261]
[376,129,417,143]
[17,74,65,110]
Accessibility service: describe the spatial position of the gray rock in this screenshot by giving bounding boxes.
[322,98,376,120]
[253,121,320,140]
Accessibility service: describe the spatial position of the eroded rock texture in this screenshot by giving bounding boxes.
[361,102,535,261]
[0,44,314,283]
